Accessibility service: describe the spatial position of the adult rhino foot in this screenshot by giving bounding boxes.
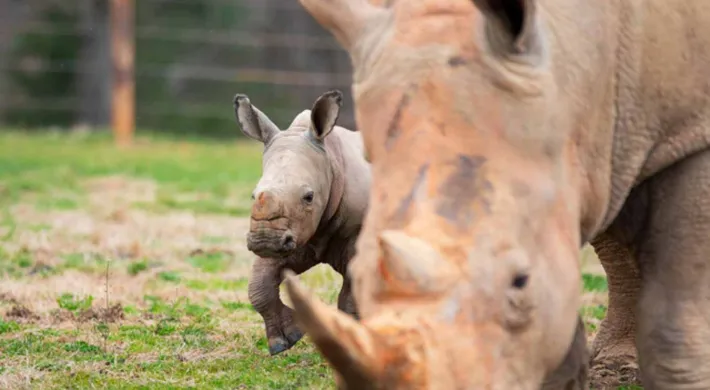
[589,354,640,389]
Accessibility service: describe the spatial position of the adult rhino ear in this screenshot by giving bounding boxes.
[309,90,343,141]
[233,94,280,144]
[472,0,538,55]
[297,0,386,53]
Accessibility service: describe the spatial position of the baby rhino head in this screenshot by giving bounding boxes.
[234,90,344,259]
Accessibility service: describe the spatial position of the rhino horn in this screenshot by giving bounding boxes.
[379,230,459,295]
[297,0,387,51]
[283,270,378,386]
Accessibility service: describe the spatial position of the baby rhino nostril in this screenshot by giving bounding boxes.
[281,234,296,251]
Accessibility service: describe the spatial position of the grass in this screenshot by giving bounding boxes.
[0,131,260,215]
[0,130,618,388]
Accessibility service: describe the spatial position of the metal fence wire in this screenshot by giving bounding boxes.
[0,0,355,138]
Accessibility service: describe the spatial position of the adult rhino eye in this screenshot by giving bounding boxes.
[302,191,314,204]
[512,273,529,289]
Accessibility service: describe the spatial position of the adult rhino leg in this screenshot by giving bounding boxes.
[248,253,316,355]
[588,231,641,387]
[541,316,589,390]
[634,150,710,389]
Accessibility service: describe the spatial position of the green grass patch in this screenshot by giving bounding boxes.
[185,277,248,291]
[122,305,139,315]
[186,251,231,273]
[220,300,255,312]
[580,304,608,332]
[14,249,33,268]
[5,318,333,388]
[57,293,94,313]
[157,270,181,283]
[0,319,21,334]
[63,340,103,354]
[27,223,52,232]
[127,259,149,276]
[582,273,608,292]
[581,304,607,321]
[35,196,81,211]
[142,296,212,321]
[60,252,108,273]
[31,346,333,389]
[135,190,251,216]
[0,131,263,207]
[200,235,230,244]
[0,247,35,278]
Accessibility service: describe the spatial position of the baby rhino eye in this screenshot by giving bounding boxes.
[302,190,314,204]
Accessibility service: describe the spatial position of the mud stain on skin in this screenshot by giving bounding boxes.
[436,154,493,229]
[447,56,468,67]
[385,84,419,151]
[391,163,430,225]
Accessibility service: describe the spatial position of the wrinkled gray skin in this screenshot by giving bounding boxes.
[233,90,370,356]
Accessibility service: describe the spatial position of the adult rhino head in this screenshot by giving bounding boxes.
[235,90,345,259]
[285,0,622,388]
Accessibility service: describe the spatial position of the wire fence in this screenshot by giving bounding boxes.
[0,0,355,138]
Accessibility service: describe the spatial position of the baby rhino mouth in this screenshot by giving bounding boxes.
[247,217,298,258]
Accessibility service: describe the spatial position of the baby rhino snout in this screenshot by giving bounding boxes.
[251,190,280,220]
[246,229,297,258]
[247,190,296,258]
[280,233,296,252]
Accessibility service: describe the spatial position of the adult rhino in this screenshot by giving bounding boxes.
[283,0,710,389]
[234,90,370,355]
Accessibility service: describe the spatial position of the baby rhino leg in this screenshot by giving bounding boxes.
[248,255,315,355]
[336,276,359,320]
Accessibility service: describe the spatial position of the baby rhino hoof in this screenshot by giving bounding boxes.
[268,337,290,356]
[267,328,305,356]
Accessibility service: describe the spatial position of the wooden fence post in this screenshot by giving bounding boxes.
[110,0,135,147]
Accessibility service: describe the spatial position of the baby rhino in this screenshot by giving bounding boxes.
[233,90,371,355]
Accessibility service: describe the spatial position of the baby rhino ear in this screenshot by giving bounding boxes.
[233,94,280,144]
[309,90,343,141]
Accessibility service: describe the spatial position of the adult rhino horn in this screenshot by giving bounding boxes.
[283,270,378,386]
[379,230,460,295]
